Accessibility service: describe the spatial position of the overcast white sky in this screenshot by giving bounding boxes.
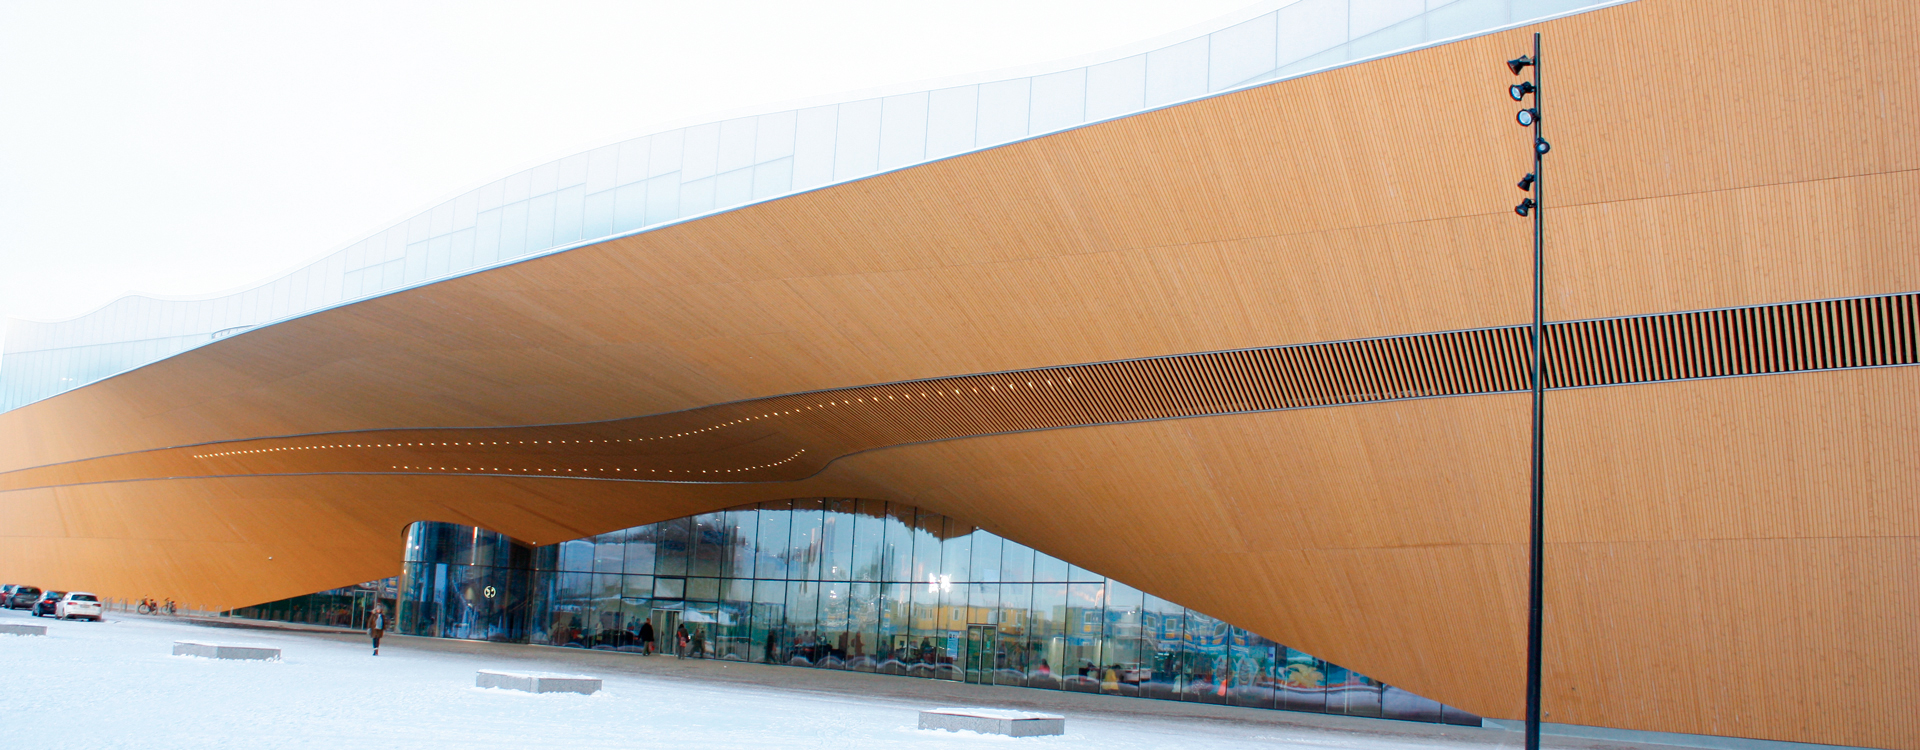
[0,0,1260,325]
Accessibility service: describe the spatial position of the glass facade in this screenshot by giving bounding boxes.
[228,578,398,631]
[389,500,1482,726]
[0,0,1630,413]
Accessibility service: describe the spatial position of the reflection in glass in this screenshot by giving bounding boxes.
[375,508,1476,726]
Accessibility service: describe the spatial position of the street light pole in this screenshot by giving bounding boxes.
[1525,29,1545,750]
[1506,31,1547,750]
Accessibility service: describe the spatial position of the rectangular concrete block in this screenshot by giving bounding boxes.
[0,624,47,636]
[172,640,281,661]
[919,708,1065,737]
[476,670,601,695]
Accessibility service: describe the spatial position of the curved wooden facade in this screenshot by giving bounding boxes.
[1,0,1914,745]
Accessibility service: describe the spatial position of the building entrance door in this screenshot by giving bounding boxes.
[964,625,996,684]
[652,607,682,655]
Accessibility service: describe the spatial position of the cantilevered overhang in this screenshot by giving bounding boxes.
[1,0,1916,746]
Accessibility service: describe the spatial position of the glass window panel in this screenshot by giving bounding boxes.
[558,538,593,572]
[1028,69,1087,134]
[939,520,972,584]
[933,575,968,681]
[681,122,720,182]
[1000,540,1034,583]
[1382,684,1445,722]
[969,530,1002,583]
[654,517,690,576]
[679,175,716,216]
[876,582,912,675]
[585,145,619,192]
[924,85,977,159]
[1351,0,1424,38]
[502,168,532,204]
[1063,582,1105,692]
[1144,36,1210,108]
[1279,646,1329,712]
[881,503,915,582]
[723,507,758,580]
[1229,629,1279,709]
[789,499,824,582]
[911,509,943,585]
[647,128,683,178]
[589,572,626,644]
[1276,0,1349,67]
[1348,11,1428,59]
[614,137,649,186]
[994,583,1031,686]
[592,532,624,574]
[497,200,528,258]
[718,576,754,661]
[1028,582,1068,689]
[783,580,818,666]
[553,184,585,245]
[583,188,614,239]
[908,567,944,679]
[1141,593,1184,699]
[817,580,850,669]
[790,105,837,191]
[622,574,654,652]
[877,91,928,170]
[653,577,685,599]
[1068,563,1103,582]
[851,499,887,581]
[449,227,475,271]
[542,571,591,647]
[832,98,882,182]
[753,110,796,161]
[1032,550,1069,583]
[847,581,881,672]
[1208,11,1278,91]
[714,167,753,210]
[686,577,720,602]
[751,573,786,664]
[643,173,679,226]
[755,501,792,580]
[975,78,1031,146]
[623,525,657,576]
[821,499,856,581]
[689,511,724,577]
[612,181,647,233]
[716,116,757,173]
[1326,663,1383,717]
[750,157,793,201]
[1184,610,1232,704]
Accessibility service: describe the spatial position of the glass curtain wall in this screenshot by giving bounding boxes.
[380,501,1480,726]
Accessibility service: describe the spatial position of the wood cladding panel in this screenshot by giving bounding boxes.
[0,0,1915,746]
[3,0,1916,475]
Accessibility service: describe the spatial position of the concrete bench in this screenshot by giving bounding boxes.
[476,670,602,695]
[919,707,1065,737]
[172,641,281,661]
[0,624,47,636]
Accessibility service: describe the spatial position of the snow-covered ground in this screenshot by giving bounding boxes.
[0,607,1519,749]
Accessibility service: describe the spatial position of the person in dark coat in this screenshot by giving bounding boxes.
[368,605,387,656]
[638,617,657,655]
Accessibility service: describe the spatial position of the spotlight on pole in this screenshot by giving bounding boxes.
[1515,198,1536,217]
[1535,137,1552,155]
[1518,173,1536,191]
[1517,108,1538,127]
[1507,55,1534,75]
[1509,81,1536,101]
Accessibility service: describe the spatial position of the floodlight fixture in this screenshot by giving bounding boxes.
[1515,198,1536,217]
[1507,55,1535,75]
[1509,81,1537,101]
[1518,173,1536,191]
[1535,137,1552,155]
[1517,108,1538,127]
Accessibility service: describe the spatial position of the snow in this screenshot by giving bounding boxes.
[0,607,1511,749]
[923,708,1063,721]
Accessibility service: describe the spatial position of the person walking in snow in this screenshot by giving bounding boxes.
[638,617,657,655]
[369,604,387,656]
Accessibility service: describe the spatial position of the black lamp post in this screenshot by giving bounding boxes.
[1507,32,1548,750]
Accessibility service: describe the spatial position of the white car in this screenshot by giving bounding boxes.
[54,592,103,622]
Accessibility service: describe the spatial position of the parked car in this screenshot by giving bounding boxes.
[31,591,65,617]
[54,592,103,622]
[5,586,40,610]
[0,585,15,602]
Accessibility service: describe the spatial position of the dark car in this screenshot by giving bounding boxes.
[31,591,66,617]
[5,586,40,610]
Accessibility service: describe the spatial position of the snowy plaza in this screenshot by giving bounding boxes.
[0,606,1674,750]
